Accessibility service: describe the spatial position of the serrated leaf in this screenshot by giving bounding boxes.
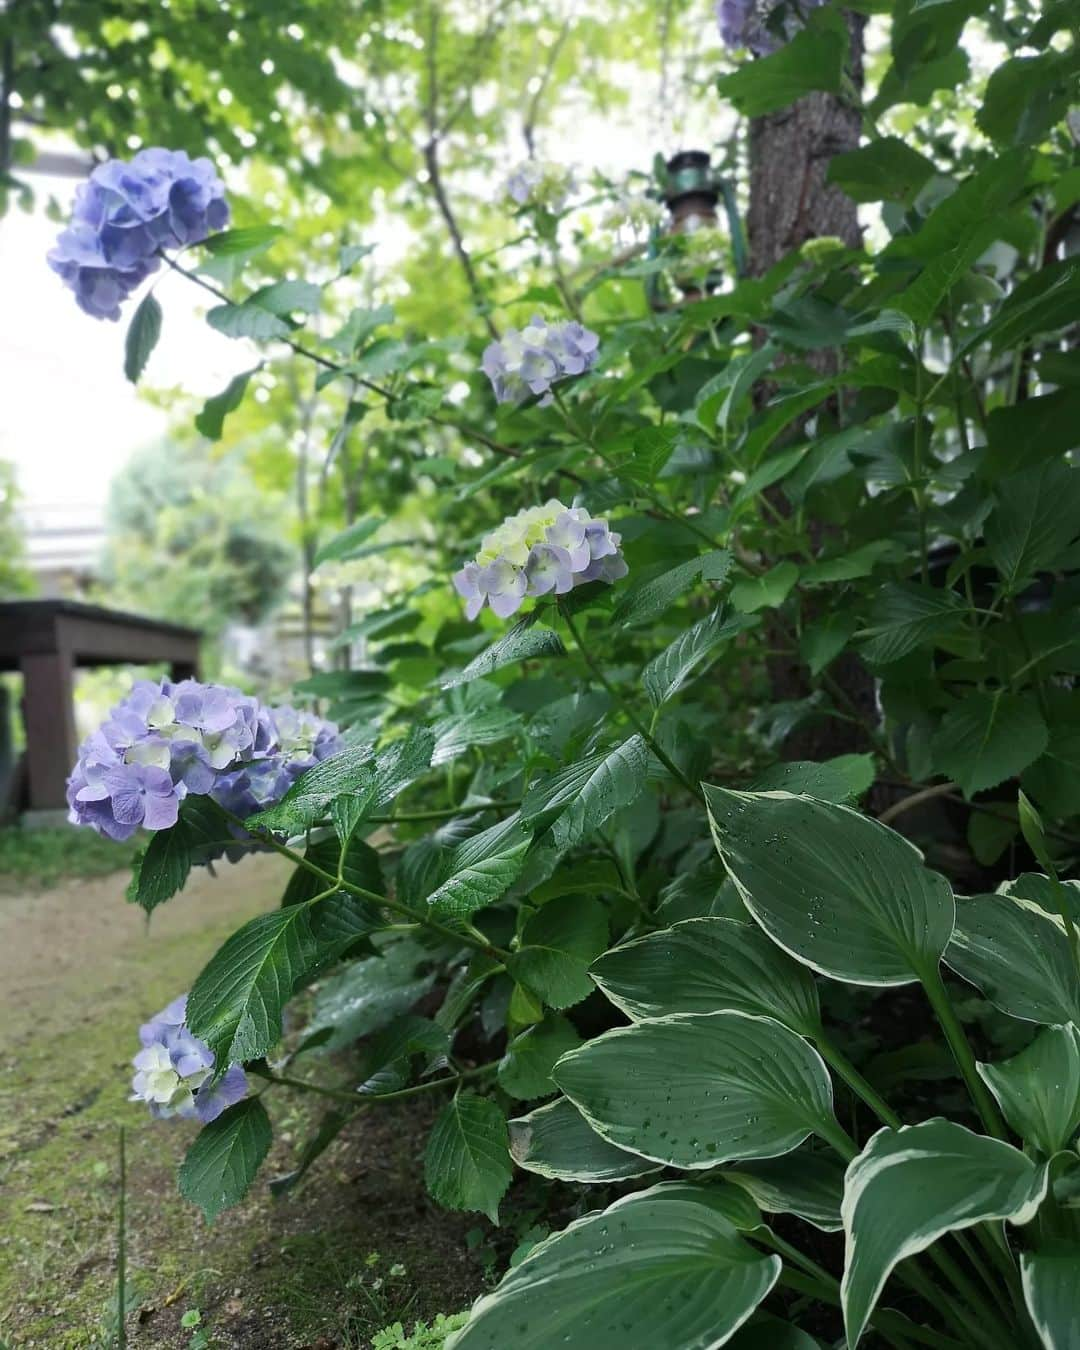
[206,300,291,341]
[827,136,936,206]
[194,367,259,441]
[302,938,438,1051]
[202,225,283,255]
[860,582,967,665]
[612,550,731,627]
[248,278,321,316]
[731,562,799,614]
[725,1150,845,1232]
[426,815,532,918]
[521,735,648,849]
[498,1015,582,1100]
[841,1119,1048,1347]
[509,896,609,1010]
[984,389,1080,478]
[185,907,318,1066]
[977,1025,1080,1157]
[313,516,386,567]
[250,726,432,836]
[270,1107,351,1196]
[124,292,162,384]
[931,691,1047,798]
[441,618,566,689]
[590,917,820,1037]
[716,6,848,116]
[1021,1246,1080,1350]
[945,893,1080,1025]
[986,463,1080,594]
[447,1190,781,1350]
[424,1093,511,1223]
[508,1097,661,1183]
[643,608,757,707]
[178,1097,272,1223]
[553,1010,838,1168]
[705,788,955,986]
[431,707,521,766]
[129,818,192,913]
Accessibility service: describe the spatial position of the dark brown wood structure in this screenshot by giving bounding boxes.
[0,600,200,813]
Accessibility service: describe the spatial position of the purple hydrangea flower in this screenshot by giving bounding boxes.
[504,159,575,212]
[453,499,627,621]
[717,0,825,54]
[131,994,248,1123]
[481,315,600,406]
[67,678,341,842]
[48,148,229,320]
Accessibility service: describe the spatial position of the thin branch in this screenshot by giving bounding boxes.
[522,20,571,156]
[422,3,499,340]
[878,780,959,826]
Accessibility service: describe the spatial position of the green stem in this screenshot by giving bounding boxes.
[255,1061,498,1106]
[815,1030,902,1127]
[559,603,703,800]
[367,801,521,824]
[913,329,929,586]
[218,806,511,960]
[551,387,719,552]
[116,1125,126,1350]
[817,1031,1024,1327]
[777,1268,966,1350]
[920,963,1008,1141]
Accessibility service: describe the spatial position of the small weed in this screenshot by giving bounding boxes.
[371,1311,469,1349]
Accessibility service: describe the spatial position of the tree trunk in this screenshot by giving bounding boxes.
[748,14,878,761]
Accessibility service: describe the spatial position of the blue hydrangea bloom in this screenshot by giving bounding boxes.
[481,315,599,406]
[717,0,825,53]
[131,994,247,1123]
[48,148,229,320]
[454,499,627,621]
[67,680,340,841]
[504,159,575,212]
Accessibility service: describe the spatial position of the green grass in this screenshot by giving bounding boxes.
[0,825,135,892]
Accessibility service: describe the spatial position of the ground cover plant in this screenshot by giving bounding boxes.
[30,0,1080,1345]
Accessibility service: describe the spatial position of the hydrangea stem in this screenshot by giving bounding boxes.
[558,601,703,801]
[253,1060,498,1106]
[217,805,511,961]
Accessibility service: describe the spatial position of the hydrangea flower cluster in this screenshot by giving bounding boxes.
[131,994,247,1123]
[67,678,340,841]
[481,315,600,406]
[600,192,666,239]
[716,0,824,54]
[48,148,229,320]
[505,159,576,213]
[454,499,628,620]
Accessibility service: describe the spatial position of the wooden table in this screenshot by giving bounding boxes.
[0,600,200,813]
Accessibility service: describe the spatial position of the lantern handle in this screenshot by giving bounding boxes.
[716,175,748,278]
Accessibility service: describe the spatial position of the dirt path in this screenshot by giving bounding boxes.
[0,859,485,1348]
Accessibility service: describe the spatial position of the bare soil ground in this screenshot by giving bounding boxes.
[0,857,486,1348]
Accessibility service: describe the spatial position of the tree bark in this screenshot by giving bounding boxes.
[747,14,878,761]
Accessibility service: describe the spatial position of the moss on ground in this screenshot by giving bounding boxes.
[0,825,136,894]
[0,856,483,1348]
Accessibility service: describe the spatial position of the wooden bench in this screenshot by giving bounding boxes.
[0,600,200,815]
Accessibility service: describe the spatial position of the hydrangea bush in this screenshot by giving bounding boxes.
[57,11,1080,1349]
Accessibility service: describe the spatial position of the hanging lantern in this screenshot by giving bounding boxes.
[646,150,747,307]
